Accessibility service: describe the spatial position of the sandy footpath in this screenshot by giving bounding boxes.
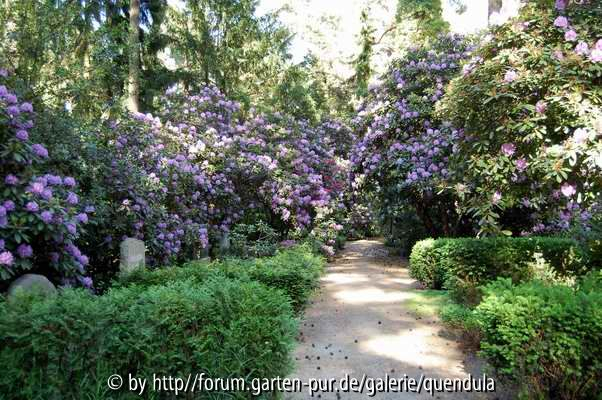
[285,239,504,400]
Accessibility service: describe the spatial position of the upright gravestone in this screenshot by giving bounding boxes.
[119,238,146,274]
[199,245,211,262]
[219,232,230,255]
[7,274,57,302]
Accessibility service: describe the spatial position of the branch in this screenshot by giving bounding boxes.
[373,24,396,46]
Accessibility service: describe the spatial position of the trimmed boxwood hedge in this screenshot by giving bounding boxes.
[474,275,602,399]
[118,245,324,313]
[409,236,586,290]
[0,277,297,400]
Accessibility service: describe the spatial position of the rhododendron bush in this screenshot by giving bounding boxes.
[351,34,474,246]
[439,0,602,235]
[84,85,349,267]
[0,82,92,286]
[0,76,351,284]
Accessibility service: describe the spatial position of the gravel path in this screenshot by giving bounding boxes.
[286,239,503,400]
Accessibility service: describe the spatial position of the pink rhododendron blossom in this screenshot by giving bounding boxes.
[564,30,577,42]
[554,16,569,29]
[561,183,576,197]
[515,158,528,171]
[535,100,547,114]
[590,48,602,63]
[0,251,14,266]
[572,128,589,144]
[504,70,518,83]
[575,41,589,56]
[501,143,516,157]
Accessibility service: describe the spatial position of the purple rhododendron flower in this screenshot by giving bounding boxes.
[17,244,33,258]
[0,251,14,266]
[40,210,53,224]
[32,144,49,158]
[535,100,547,114]
[80,276,93,288]
[28,181,45,195]
[4,200,15,211]
[591,48,602,63]
[26,201,39,212]
[20,102,33,113]
[47,175,62,185]
[76,213,88,224]
[554,16,569,29]
[16,130,29,141]
[492,191,502,204]
[63,177,76,187]
[5,175,18,185]
[7,105,20,115]
[66,192,79,205]
[66,223,77,235]
[555,0,566,10]
[0,206,5,217]
[501,143,516,157]
[561,183,576,197]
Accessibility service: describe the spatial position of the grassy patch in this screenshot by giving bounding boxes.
[403,289,449,318]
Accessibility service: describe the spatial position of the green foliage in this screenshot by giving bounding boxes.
[0,276,297,399]
[474,276,602,399]
[396,0,450,39]
[409,236,587,291]
[118,246,324,313]
[229,222,279,258]
[351,8,375,98]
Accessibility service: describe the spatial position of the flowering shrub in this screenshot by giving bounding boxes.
[350,34,474,241]
[439,0,602,235]
[0,82,92,286]
[89,85,350,266]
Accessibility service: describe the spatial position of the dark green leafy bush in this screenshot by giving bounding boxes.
[229,222,279,258]
[119,246,324,313]
[474,277,602,399]
[0,277,297,400]
[409,236,586,290]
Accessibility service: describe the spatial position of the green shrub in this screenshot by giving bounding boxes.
[0,277,297,400]
[219,245,323,313]
[229,222,279,258]
[119,245,324,313]
[409,236,586,291]
[474,277,602,399]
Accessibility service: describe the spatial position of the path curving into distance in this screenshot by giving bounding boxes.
[286,239,505,400]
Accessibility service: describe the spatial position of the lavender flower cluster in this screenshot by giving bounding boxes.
[100,85,349,265]
[351,34,472,195]
[0,83,93,286]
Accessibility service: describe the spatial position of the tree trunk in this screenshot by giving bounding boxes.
[127,0,140,112]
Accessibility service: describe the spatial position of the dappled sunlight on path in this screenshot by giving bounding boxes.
[286,239,499,399]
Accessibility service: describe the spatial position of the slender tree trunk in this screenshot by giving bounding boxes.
[127,0,140,112]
